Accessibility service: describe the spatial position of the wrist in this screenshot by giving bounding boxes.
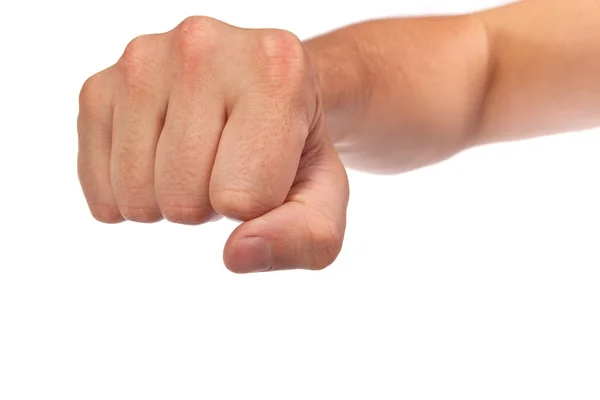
[304,34,369,146]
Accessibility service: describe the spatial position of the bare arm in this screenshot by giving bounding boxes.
[477,0,600,142]
[305,0,600,173]
[77,1,599,272]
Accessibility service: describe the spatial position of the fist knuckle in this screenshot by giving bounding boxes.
[178,16,219,39]
[118,35,156,86]
[78,73,104,114]
[259,29,304,62]
[121,35,153,66]
[257,29,307,82]
[174,16,220,63]
[211,189,273,221]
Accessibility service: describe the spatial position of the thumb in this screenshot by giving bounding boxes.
[223,140,349,273]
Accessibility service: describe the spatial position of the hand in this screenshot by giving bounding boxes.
[77,16,349,273]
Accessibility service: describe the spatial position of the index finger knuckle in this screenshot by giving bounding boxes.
[256,29,308,85]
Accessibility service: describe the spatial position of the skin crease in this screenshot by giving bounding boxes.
[77,0,600,273]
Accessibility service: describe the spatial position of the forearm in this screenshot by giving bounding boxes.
[305,0,600,173]
[476,0,600,143]
[304,15,490,173]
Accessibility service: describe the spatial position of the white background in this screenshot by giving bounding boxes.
[1,0,599,399]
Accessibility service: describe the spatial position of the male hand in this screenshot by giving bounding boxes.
[77,17,349,273]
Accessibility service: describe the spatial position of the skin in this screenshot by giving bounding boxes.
[77,0,600,273]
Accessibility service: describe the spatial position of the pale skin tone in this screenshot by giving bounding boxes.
[77,0,600,273]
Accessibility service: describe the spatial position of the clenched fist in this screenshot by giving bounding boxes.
[77,17,349,273]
